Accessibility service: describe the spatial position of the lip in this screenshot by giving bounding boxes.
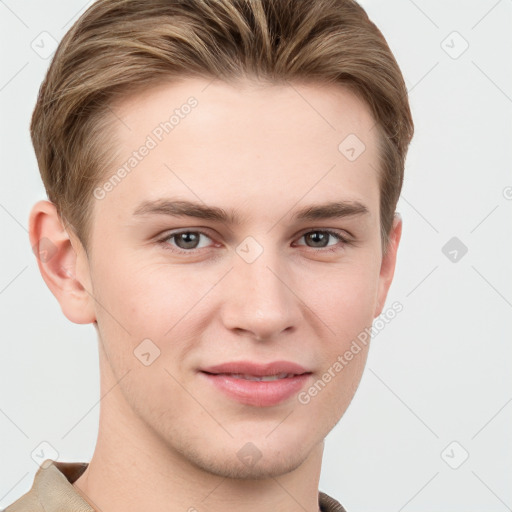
[201,360,309,376]
[199,360,312,407]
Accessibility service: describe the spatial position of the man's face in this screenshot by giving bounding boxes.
[79,77,397,478]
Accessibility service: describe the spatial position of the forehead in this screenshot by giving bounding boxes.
[95,77,380,224]
[112,77,377,147]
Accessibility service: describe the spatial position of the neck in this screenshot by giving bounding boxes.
[73,349,324,512]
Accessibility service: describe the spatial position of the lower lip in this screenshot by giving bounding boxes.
[200,372,312,407]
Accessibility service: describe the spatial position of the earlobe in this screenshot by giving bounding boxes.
[374,214,402,318]
[29,200,96,325]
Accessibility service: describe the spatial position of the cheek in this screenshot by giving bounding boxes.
[120,261,215,331]
[91,253,212,358]
[308,258,380,341]
[299,258,378,417]
[88,253,161,368]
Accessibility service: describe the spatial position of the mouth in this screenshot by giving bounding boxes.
[204,372,302,382]
[198,361,313,407]
[200,360,310,377]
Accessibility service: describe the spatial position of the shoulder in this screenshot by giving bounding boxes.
[2,460,91,512]
[2,478,46,512]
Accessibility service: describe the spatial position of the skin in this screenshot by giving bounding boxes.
[29,77,401,512]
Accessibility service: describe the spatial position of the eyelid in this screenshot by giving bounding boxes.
[157,229,216,252]
[294,227,351,243]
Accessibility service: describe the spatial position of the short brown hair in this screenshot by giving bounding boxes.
[31,0,413,253]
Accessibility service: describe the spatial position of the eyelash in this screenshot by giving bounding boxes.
[156,229,351,255]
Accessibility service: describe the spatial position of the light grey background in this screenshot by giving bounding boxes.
[1,1,511,511]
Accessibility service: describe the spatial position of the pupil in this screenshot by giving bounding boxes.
[307,232,328,247]
[177,232,199,249]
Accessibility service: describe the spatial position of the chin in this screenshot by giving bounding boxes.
[193,448,309,480]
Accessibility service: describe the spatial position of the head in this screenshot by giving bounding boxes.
[29,0,413,479]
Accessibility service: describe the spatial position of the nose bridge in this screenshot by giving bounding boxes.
[222,236,300,339]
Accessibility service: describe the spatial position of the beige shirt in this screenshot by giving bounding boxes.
[4,459,347,512]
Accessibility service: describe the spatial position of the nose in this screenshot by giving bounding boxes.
[219,245,302,341]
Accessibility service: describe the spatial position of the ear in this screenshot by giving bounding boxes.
[28,200,96,324]
[374,213,402,318]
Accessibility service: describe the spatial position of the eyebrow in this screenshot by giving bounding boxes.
[132,198,369,224]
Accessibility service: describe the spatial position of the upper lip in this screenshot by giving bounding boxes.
[200,360,310,376]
